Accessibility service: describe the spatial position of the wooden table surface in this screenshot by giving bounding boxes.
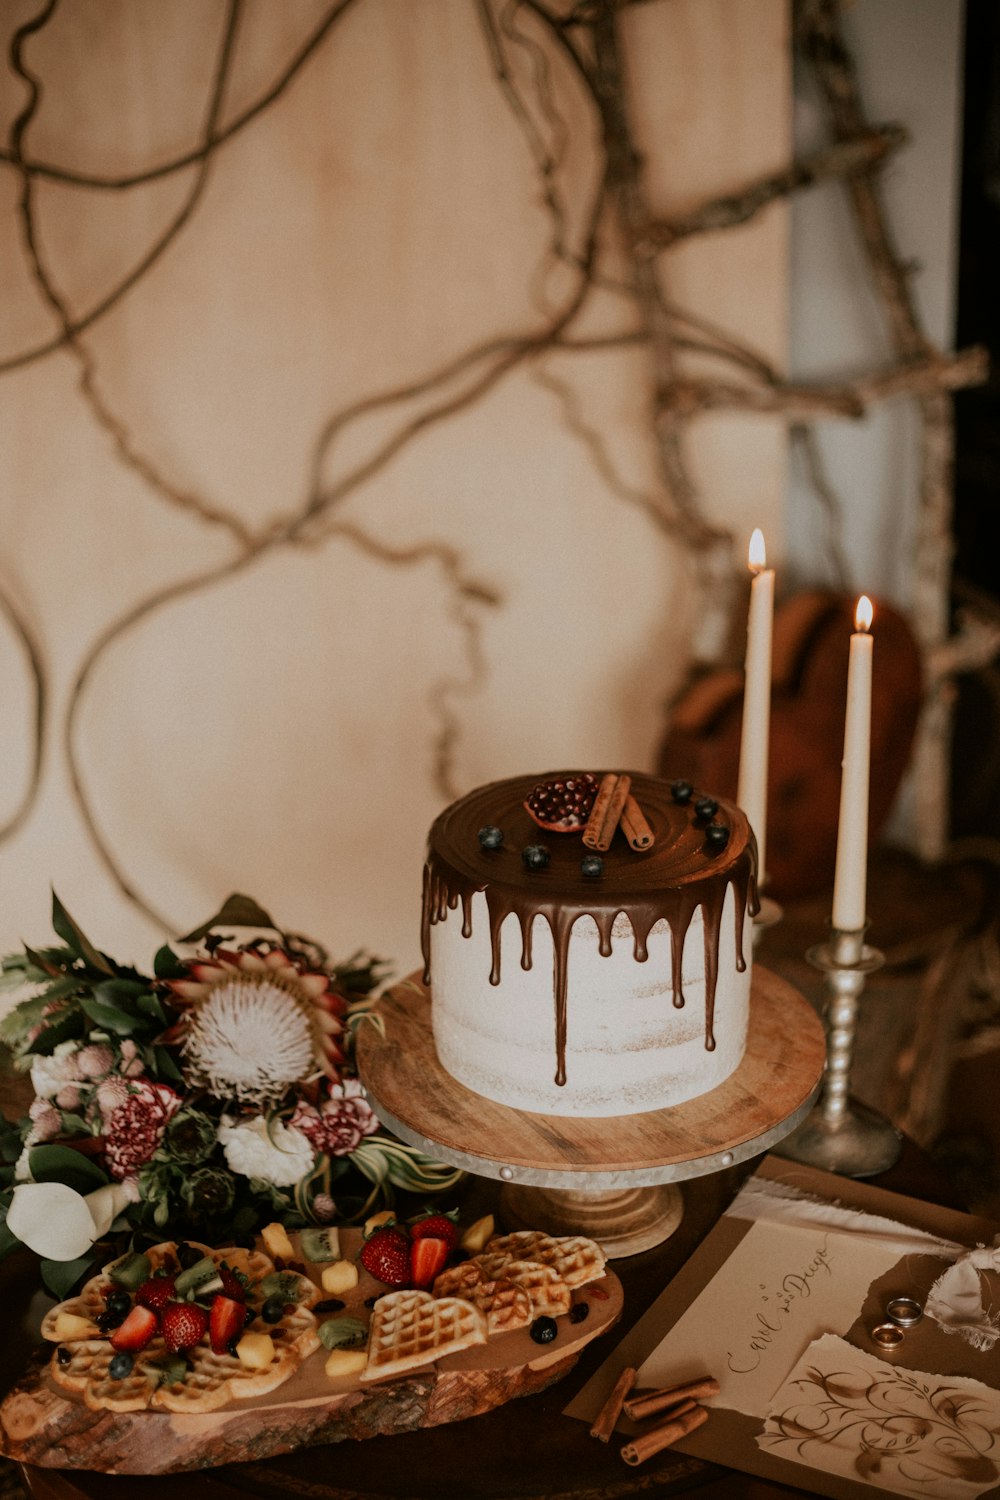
[5,1138,967,1500]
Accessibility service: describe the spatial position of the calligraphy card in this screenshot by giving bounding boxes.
[566,1157,1000,1500]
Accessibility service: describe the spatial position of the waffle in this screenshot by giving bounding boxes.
[50,1340,163,1412]
[361,1289,487,1383]
[431,1262,532,1335]
[40,1241,188,1344]
[472,1255,571,1319]
[485,1230,607,1288]
[44,1240,320,1415]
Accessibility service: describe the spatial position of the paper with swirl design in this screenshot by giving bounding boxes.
[759,1333,1000,1499]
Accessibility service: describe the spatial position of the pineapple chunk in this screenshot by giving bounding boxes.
[459,1214,495,1253]
[235,1331,276,1370]
[321,1259,359,1295]
[53,1311,98,1341]
[260,1222,295,1262]
[325,1347,368,1379]
[363,1209,396,1236]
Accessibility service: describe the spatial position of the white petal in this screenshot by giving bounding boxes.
[7,1182,100,1260]
[298,973,329,999]
[85,1183,131,1239]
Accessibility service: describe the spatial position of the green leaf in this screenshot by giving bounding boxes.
[50,893,115,976]
[178,894,277,945]
[94,979,145,1005]
[153,1046,184,1084]
[153,945,187,979]
[28,1145,109,1195]
[137,993,166,1024]
[26,1009,86,1054]
[0,1216,21,1260]
[77,997,136,1035]
[41,1252,98,1299]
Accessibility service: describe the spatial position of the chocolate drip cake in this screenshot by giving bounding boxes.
[421,770,759,1117]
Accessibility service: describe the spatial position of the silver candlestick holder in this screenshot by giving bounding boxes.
[773,923,902,1178]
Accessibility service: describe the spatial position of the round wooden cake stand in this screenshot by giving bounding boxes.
[356,966,825,1259]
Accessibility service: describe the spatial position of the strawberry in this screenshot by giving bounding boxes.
[359,1226,411,1287]
[410,1234,449,1290]
[209,1294,247,1355]
[109,1304,158,1353]
[136,1274,177,1312]
[161,1300,210,1353]
[409,1212,459,1251]
[217,1264,248,1303]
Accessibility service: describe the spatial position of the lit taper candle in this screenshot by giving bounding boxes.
[737,529,774,884]
[832,596,874,932]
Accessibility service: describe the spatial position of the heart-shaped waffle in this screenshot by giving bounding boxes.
[362,1289,487,1383]
[44,1241,320,1415]
[472,1255,571,1319]
[485,1230,607,1288]
[40,1240,188,1344]
[431,1262,532,1335]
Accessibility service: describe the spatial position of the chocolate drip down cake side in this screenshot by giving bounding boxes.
[421,771,759,1118]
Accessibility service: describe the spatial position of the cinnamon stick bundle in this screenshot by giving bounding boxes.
[588,1365,637,1442]
[620,1404,708,1466]
[623,1376,719,1422]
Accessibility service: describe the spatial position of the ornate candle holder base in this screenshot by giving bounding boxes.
[773,924,903,1179]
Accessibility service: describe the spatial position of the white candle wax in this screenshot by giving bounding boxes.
[737,531,774,884]
[831,599,874,932]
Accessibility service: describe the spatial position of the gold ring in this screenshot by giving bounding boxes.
[871,1321,905,1350]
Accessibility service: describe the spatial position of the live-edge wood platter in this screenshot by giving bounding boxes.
[0,1229,623,1476]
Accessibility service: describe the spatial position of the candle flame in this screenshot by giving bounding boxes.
[748,528,766,574]
[855,595,874,632]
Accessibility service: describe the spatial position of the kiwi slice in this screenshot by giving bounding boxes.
[174,1256,221,1300]
[258,1271,302,1303]
[318,1316,367,1350]
[300,1226,341,1263]
[105,1251,152,1290]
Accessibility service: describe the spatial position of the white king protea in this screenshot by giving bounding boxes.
[165,946,347,1106]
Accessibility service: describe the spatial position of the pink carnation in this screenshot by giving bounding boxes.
[290,1080,379,1158]
[118,1039,146,1079]
[55,1084,82,1111]
[96,1076,131,1118]
[27,1098,62,1142]
[76,1044,114,1079]
[104,1081,181,1181]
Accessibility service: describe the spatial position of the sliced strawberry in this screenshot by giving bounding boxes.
[135,1274,177,1312]
[409,1212,460,1251]
[217,1265,248,1303]
[359,1227,411,1287]
[109,1304,158,1353]
[161,1300,210,1353]
[410,1235,449,1290]
[209,1294,247,1355]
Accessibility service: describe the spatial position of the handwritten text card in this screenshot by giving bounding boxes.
[636,1219,904,1419]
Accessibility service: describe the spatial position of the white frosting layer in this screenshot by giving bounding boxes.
[430,888,751,1117]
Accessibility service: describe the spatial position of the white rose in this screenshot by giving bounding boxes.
[217,1116,314,1189]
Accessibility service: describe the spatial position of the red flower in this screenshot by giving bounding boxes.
[104,1081,182,1181]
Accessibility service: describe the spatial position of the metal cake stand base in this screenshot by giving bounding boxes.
[356,967,826,1258]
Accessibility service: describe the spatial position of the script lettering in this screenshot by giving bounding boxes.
[727,1241,833,1373]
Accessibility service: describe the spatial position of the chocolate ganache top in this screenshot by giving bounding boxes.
[421,771,759,1087]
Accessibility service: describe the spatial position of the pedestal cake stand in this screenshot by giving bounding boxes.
[356,966,825,1259]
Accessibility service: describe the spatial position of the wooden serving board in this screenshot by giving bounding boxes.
[0,1230,623,1476]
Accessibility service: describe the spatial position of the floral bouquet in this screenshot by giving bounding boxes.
[0,893,462,1297]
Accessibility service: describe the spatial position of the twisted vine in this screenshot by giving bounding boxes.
[0,0,988,931]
